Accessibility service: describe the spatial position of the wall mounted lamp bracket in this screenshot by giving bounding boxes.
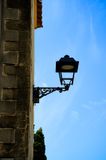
[33,84,70,103]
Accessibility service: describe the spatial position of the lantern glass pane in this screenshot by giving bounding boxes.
[62,72,73,78]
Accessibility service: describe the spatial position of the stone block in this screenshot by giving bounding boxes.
[5,20,19,30]
[20,8,30,22]
[0,115,16,128]
[17,88,29,101]
[1,76,17,88]
[19,41,29,52]
[7,0,21,8]
[0,128,15,143]
[17,66,30,88]
[3,64,16,75]
[15,113,27,128]
[4,8,19,20]
[2,89,17,100]
[4,31,19,42]
[7,0,30,10]
[3,51,19,64]
[19,31,29,40]
[0,143,15,157]
[5,20,28,31]
[4,42,19,51]
[16,101,28,112]
[0,101,16,114]
[18,53,27,65]
[15,129,26,144]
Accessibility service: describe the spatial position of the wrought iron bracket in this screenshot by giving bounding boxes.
[33,84,70,103]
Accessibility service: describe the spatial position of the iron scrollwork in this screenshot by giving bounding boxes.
[33,84,70,103]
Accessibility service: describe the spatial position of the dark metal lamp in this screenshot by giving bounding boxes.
[33,55,79,103]
[56,55,79,85]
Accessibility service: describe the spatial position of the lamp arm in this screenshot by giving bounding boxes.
[33,85,70,103]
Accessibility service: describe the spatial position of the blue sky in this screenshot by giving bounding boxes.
[34,0,106,160]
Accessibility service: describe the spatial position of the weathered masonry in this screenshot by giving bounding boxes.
[0,0,42,159]
[0,0,34,159]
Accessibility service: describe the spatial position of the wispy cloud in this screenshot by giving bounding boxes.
[50,0,65,21]
[89,98,106,106]
[82,98,106,128]
[89,15,101,63]
[83,98,106,110]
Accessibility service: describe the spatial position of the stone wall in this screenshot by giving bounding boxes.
[0,0,34,159]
